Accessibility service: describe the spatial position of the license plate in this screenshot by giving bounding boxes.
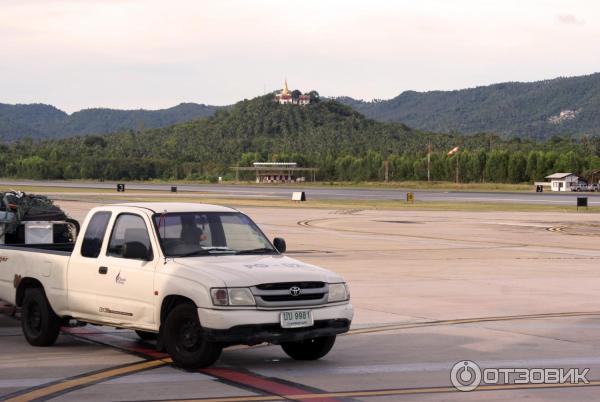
[280,310,313,328]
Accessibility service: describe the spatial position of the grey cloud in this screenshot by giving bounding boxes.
[557,13,585,26]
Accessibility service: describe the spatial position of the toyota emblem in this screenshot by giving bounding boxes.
[289,286,301,296]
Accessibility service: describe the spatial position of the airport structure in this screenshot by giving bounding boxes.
[543,172,584,191]
[230,162,318,183]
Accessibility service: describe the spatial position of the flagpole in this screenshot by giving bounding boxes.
[427,141,431,183]
[455,153,459,183]
[447,146,460,183]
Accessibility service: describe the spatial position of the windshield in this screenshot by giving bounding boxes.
[153,212,276,257]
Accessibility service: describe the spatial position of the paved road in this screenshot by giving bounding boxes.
[2,179,600,205]
[4,206,600,401]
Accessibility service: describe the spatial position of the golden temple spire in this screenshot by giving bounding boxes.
[282,79,289,95]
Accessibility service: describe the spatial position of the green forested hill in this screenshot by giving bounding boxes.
[337,73,600,139]
[1,95,599,183]
[0,102,218,141]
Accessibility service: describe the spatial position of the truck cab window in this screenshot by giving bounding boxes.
[153,212,273,257]
[80,211,111,258]
[107,214,152,260]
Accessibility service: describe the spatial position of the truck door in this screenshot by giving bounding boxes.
[95,213,157,327]
[67,210,113,318]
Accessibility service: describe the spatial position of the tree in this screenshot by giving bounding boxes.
[507,152,527,183]
[485,150,509,182]
[308,91,320,103]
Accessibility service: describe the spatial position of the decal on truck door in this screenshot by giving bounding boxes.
[115,271,127,285]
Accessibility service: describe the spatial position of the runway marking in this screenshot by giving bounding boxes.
[2,359,168,402]
[201,368,340,402]
[253,356,600,376]
[0,313,348,402]
[346,310,600,336]
[330,209,363,215]
[547,226,566,233]
[3,310,599,400]
[297,218,527,248]
[51,326,345,402]
[138,379,600,401]
[297,217,600,254]
[62,326,169,359]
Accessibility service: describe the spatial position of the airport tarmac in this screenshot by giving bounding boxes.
[3,201,600,401]
[2,179,600,205]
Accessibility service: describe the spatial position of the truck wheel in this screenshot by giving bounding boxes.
[21,288,61,346]
[281,335,336,360]
[164,304,222,368]
[135,330,158,341]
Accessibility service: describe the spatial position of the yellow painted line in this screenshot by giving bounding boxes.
[347,311,600,336]
[168,397,283,402]
[162,379,600,401]
[5,359,168,402]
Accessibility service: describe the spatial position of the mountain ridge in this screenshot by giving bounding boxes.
[336,72,600,139]
[0,102,219,141]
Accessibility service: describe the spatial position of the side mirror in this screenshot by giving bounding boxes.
[123,241,152,260]
[273,237,286,253]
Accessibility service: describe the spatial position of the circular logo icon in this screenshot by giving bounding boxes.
[289,286,301,296]
[450,360,482,392]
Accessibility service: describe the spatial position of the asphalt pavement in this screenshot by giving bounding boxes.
[2,179,600,205]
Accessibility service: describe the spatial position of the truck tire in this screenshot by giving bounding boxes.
[21,288,61,346]
[281,335,336,360]
[164,304,222,368]
[135,330,158,341]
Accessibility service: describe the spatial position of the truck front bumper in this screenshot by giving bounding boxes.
[197,302,353,345]
[203,318,350,345]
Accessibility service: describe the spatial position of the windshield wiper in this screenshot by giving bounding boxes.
[173,247,235,257]
[236,247,278,255]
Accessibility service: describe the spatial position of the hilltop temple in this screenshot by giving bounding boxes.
[275,80,311,105]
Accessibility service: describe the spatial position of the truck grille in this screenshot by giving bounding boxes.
[252,282,328,307]
[260,293,324,302]
[256,282,325,290]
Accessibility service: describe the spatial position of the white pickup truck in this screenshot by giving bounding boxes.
[0,202,353,368]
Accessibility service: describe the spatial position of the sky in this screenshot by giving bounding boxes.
[2,0,600,113]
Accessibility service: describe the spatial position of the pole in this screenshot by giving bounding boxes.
[427,141,431,182]
[384,160,389,183]
[455,153,459,183]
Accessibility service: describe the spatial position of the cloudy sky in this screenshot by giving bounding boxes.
[2,0,600,112]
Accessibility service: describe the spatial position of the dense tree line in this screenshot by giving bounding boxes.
[1,95,600,183]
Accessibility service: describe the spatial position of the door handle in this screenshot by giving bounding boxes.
[99,266,108,275]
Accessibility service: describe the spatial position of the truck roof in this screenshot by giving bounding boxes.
[112,202,238,213]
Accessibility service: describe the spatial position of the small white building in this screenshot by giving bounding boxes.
[544,173,581,192]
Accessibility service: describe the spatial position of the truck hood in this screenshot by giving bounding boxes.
[172,254,343,287]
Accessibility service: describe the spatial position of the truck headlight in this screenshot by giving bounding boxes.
[228,288,256,306]
[210,288,256,306]
[328,283,349,302]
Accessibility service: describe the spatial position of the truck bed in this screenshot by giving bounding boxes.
[0,243,72,312]
[0,243,74,254]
